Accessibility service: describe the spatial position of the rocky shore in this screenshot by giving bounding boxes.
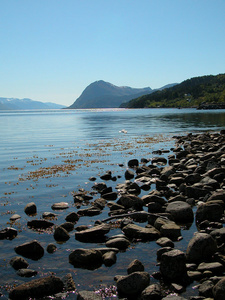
[1,130,225,299]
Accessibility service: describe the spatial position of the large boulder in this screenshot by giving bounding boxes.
[69,248,103,270]
[123,224,160,241]
[116,271,150,296]
[195,202,223,225]
[8,275,64,300]
[213,277,225,300]
[186,233,217,263]
[165,201,194,224]
[160,249,187,281]
[14,240,44,260]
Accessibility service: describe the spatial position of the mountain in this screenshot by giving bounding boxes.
[0,98,66,110]
[122,74,225,108]
[67,80,153,109]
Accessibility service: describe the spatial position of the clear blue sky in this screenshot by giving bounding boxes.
[1,0,225,106]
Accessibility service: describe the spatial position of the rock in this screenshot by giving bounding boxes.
[127,259,144,274]
[0,227,17,240]
[184,185,209,199]
[140,283,162,300]
[24,202,37,215]
[61,273,76,291]
[210,227,225,246]
[69,248,103,270]
[152,157,167,165]
[106,237,130,250]
[77,207,102,216]
[196,203,223,225]
[198,279,214,298]
[27,219,54,229]
[77,290,102,300]
[117,194,144,210]
[100,172,112,180]
[10,214,21,222]
[10,256,29,270]
[60,222,74,232]
[42,212,57,219]
[170,283,186,294]
[128,159,139,168]
[65,212,79,223]
[14,240,44,260]
[116,271,150,296]
[160,222,181,241]
[8,275,64,300]
[75,224,110,242]
[157,247,174,260]
[102,251,117,267]
[162,295,188,300]
[213,277,225,300]
[125,169,135,180]
[102,191,118,200]
[142,194,167,205]
[123,224,160,241]
[54,226,70,242]
[165,201,194,224]
[51,202,69,210]
[92,182,107,192]
[47,243,57,253]
[197,262,224,275]
[17,268,37,277]
[156,237,174,248]
[186,233,217,263]
[160,249,187,281]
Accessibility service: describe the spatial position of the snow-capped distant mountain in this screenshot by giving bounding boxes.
[0,98,66,110]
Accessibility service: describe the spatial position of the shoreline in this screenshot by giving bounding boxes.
[1,130,225,299]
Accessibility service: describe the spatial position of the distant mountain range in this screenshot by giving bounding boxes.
[0,98,66,110]
[68,80,177,109]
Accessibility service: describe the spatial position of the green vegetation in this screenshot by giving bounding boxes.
[121,73,225,108]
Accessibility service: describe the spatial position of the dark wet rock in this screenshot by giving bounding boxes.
[142,194,167,206]
[106,237,130,250]
[47,243,57,253]
[184,173,202,184]
[69,248,103,270]
[165,201,194,224]
[123,224,160,241]
[10,214,21,222]
[210,227,225,246]
[168,194,187,203]
[42,212,58,219]
[125,169,135,180]
[156,237,174,248]
[77,207,102,216]
[75,225,89,231]
[89,176,96,181]
[65,212,79,223]
[53,226,70,242]
[161,165,175,178]
[75,224,110,242]
[100,186,113,195]
[17,268,37,277]
[8,275,64,300]
[27,219,54,229]
[128,159,139,168]
[126,182,141,195]
[147,201,164,213]
[10,256,29,270]
[15,240,44,260]
[201,176,220,189]
[117,194,144,210]
[108,201,125,211]
[140,283,162,300]
[184,185,209,199]
[195,202,223,225]
[160,249,187,281]
[101,192,118,200]
[100,171,112,180]
[198,279,214,298]
[162,295,188,300]
[197,262,224,275]
[157,247,174,261]
[127,259,144,274]
[187,270,203,281]
[152,157,167,165]
[60,221,74,232]
[102,251,117,267]
[92,247,119,255]
[0,227,17,240]
[51,202,69,210]
[92,182,107,192]
[160,222,181,241]
[24,202,37,215]
[77,290,102,300]
[213,277,225,300]
[170,283,186,294]
[93,198,107,210]
[116,271,150,296]
[186,233,217,263]
[208,190,225,202]
[61,273,76,292]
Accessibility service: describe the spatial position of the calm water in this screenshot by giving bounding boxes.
[0,108,225,299]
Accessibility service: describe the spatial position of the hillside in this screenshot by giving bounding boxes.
[67,80,152,109]
[0,98,66,110]
[122,74,225,109]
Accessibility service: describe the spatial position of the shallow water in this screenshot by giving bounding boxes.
[0,108,225,299]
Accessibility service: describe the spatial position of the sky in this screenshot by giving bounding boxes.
[0,0,225,106]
